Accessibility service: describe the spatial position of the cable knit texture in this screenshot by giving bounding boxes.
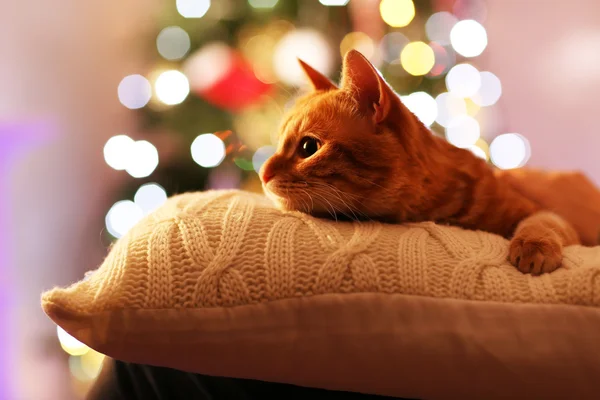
[41,189,600,316]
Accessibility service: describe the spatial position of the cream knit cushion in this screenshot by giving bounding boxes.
[42,190,600,399]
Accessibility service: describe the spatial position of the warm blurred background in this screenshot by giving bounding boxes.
[1,0,599,398]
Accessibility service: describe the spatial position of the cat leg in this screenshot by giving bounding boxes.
[508,211,580,275]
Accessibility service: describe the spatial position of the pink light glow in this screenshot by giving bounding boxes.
[0,121,55,399]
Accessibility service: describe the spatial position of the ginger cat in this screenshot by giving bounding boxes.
[260,50,580,275]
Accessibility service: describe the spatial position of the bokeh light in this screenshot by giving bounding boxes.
[184,42,233,92]
[450,19,488,57]
[379,32,409,63]
[475,104,501,138]
[401,92,438,127]
[126,140,159,178]
[435,92,467,127]
[428,42,455,77]
[248,0,279,8]
[273,29,333,86]
[470,137,490,160]
[425,12,458,46]
[69,356,90,382]
[104,135,135,171]
[319,0,349,5]
[468,145,487,160]
[472,71,502,106]
[464,97,481,116]
[242,33,279,84]
[400,42,435,76]
[340,32,375,60]
[69,350,105,383]
[57,326,89,356]
[118,75,152,110]
[191,133,226,168]
[176,0,210,18]
[490,133,531,169]
[380,0,415,28]
[106,200,144,238]
[155,70,190,105]
[104,136,159,178]
[80,350,105,380]
[134,183,168,215]
[156,26,191,61]
[446,63,481,98]
[445,115,480,148]
[453,0,488,23]
[252,145,276,173]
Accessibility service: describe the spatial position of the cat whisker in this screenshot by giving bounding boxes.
[311,191,338,222]
[327,188,361,222]
[309,186,362,222]
[309,186,354,219]
[308,182,375,222]
[301,189,315,212]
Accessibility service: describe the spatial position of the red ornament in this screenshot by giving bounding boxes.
[184,43,272,112]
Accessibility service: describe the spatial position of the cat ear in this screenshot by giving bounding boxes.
[341,50,391,124]
[298,58,337,91]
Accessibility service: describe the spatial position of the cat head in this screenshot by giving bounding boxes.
[260,50,430,220]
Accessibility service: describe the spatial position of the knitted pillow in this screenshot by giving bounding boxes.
[42,190,600,399]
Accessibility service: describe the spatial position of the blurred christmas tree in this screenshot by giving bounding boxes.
[101,0,515,242]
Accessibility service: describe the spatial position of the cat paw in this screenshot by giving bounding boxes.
[508,236,563,275]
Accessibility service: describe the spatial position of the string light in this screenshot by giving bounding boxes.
[273,29,333,86]
[401,92,438,127]
[468,145,488,160]
[319,0,349,5]
[450,19,488,57]
[425,12,458,46]
[400,41,435,76]
[106,200,144,238]
[428,42,455,77]
[69,350,105,382]
[191,134,226,168]
[125,140,159,178]
[464,98,481,117]
[57,326,89,356]
[435,92,467,127]
[445,115,480,148]
[134,183,168,215]
[104,136,159,178]
[453,0,488,24]
[156,27,191,61]
[104,135,135,171]
[446,63,481,98]
[472,137,490,160]
[69,356,90,382]
[176,0,210,18]
[379,32,409,63]
[490,133,531,169]
[340,32,375,60]
[80,350,105,380]
[154,70,190,105]
[472,71,502,106]
[380,0,415,28]
[118,75,152,110]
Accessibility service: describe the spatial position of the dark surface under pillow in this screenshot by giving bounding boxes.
[86,358,416,400]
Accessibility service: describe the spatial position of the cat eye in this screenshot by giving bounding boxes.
[298,137,321,158]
